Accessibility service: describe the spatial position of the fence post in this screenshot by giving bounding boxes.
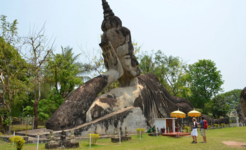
[119,131,121,144]
[156,128,158,137]
[37,133,39,150]
[89,133,91,148]
[140,130,141,141]
[12,130,15,147]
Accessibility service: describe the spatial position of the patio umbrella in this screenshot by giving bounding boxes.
[188,110,201,117]
[171,109,186,138]
[171,110,186,118]
[188,109,201,122]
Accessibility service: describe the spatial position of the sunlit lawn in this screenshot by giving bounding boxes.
[0,127,245,150]
[11,124,45,131]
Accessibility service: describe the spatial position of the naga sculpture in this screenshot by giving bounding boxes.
[46,0,195,133]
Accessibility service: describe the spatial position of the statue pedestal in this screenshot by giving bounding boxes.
[111,136,131,143]
[148,133,161,136]
[45,143,59,149]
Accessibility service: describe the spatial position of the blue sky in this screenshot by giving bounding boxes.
[1,0,246,93]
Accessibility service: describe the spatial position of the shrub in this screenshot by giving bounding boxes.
[221,123,225,128]
[0,132,2,135]
[9,136,25,150]
[214,124,219,128]
[136,128,145,136]
[184,126,191,132]
[87,134,99,144]
[208,125,211,130]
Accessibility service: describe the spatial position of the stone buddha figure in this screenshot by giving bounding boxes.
[45,0,193,133]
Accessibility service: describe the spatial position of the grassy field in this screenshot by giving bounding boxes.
[11,125,45,131]
[0,127,245,150]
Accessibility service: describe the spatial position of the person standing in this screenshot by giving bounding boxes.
[191,117,198,143]
[199,117,207,143]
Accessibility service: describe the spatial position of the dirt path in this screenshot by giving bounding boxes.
[222,141,246,148]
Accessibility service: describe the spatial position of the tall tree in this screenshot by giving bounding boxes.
[186,59,224,108]
[204,89,243,119]
[0,15,29,133]
[45,46,89,99]
[138,50,189,97]
[21,24,54,129]
[205,94,230,118]
[223,89,244,122]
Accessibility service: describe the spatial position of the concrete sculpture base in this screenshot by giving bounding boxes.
[111,136,131,143]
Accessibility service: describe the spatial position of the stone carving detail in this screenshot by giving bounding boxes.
[45,130,59,149]
[49,130,56,144]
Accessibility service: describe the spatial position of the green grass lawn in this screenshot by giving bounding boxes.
[11,124,45,131]
[1,127,245,150]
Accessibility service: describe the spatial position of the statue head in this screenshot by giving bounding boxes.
[100,0,141,82]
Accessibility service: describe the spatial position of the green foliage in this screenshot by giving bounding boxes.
[45,46,88,99]
[186,59,224,108]
[204,89,241,118]
[136,128,145,136]
[208,125,211,130]
[214,124,219,128]
[184,126,191,132]
[138,50,189,97]
[205,94,230,118]
[222,89,241,113]
[9,136,25,150]
[24,89,63,123]
[0,16,30,133]
[87,134,100,144]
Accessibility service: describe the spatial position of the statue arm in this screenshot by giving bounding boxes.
[100,41,123,87]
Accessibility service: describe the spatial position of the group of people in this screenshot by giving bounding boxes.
[191,117,207,144]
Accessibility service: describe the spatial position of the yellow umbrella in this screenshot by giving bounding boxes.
[171,110,186,118]
[188,110,201,117]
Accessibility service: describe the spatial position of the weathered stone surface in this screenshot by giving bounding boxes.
[74,107,148,136]
[46,76,108,130]
[240,87,246,116]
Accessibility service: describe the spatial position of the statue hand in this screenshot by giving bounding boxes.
[101,41,123,79]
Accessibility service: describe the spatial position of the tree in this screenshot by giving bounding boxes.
[222,89,244,122]
[138,50,189,97]
[204,89,243,119]
[45,46,89,99]
[186,59,224,108]
[21,24,54,129]
[205,94,230,118]
[0,15,29,133]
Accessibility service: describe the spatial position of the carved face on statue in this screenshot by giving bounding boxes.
[116,44,141,78]
[100,0,140,81]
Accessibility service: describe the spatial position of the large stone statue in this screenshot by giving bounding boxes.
[240,87,246,116]
[45,0,193,134]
